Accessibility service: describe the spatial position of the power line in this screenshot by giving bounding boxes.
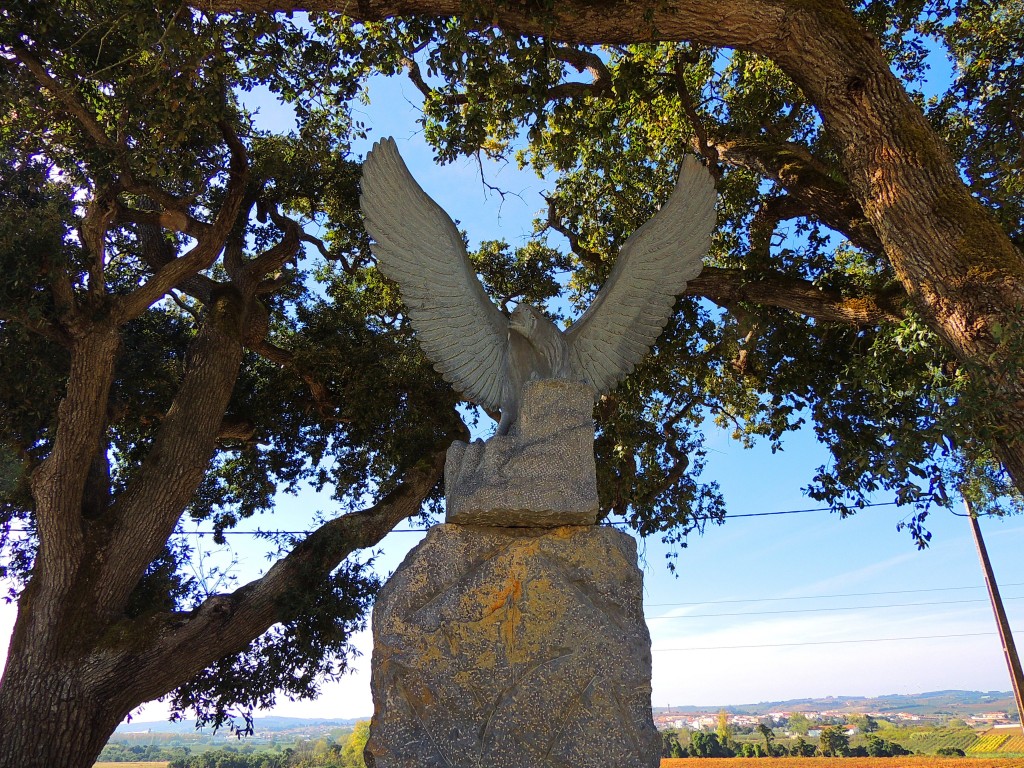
[1,501,906,539]
[719,501,899,519]
[645,595,1024,620]
[645,582,1024,607]
[653,631,997,652]
[201,500,901,534]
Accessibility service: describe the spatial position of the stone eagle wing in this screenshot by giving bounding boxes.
[360,137,509,410]
[564,156,716,394]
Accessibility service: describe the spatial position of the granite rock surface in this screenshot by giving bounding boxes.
[366,524,659,768]
[445,379,599,526]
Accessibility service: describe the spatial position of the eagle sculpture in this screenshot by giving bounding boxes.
[360,138,717,435]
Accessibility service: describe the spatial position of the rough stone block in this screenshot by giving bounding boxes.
[445,379,599,526]
[366,524,659,768]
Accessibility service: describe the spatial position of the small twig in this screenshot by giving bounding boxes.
[473,153,527,209]
[674,55,722,180]
[169,289,202,322]
[9,43,117,150]
[542,196,603,270]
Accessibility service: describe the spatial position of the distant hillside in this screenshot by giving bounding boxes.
[115,715,365,735]
[116,690,1015,735]
[653,690,1017,716]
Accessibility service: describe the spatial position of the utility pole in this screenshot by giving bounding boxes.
[965,497,1024,734]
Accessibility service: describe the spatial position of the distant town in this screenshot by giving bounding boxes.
[653,707,1017,732]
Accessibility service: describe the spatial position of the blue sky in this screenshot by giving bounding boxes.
[2,65,1022,724]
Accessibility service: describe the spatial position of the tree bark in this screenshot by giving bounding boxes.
[685,266,904,326]
[0,654,129,768]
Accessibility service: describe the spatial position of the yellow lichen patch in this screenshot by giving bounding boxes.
[485,577,523,616]
[417,641,444,664]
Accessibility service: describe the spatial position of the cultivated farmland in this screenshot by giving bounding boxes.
[662,758,1024,767]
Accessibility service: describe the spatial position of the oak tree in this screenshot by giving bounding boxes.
[0,5,467,765]
[3,1,1024,766]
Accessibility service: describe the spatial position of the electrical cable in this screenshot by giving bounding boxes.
[0,501,937,539]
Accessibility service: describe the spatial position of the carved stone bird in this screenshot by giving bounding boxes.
[360,138,716,434]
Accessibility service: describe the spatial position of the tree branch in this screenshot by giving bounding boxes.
[117,205,213,243]
[248,339,344,419]
[685,266,906,326]
[551,44,611,84]
[402,44,611,108]
[127,446,449,702]
[113,123,251,323]
[0,310,69,347]
[747,193,805,267]
[9,44,117,150]
[30,325,121,568]
[249,208,302,280]
[133,216,218,305]
[674,56,721,178]
[401,56,457,102]
[711,137,884,256]
[99,292,249,613]
[543,196,602,269]
[216,416,257,444]
[79,192,118,298]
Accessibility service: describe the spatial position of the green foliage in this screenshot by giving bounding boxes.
[787,713,812,735]
[100,742,194,762]
[895,725,979,754]
[339,721,369,768]
[171,752,287,768]
[756,722,781,756]
[818,725,851,757]
[849,714,880,733]
[168,561,379,733]
[162,729,366,768]
[968,732,1011,753]
[790,736,817,757]
[660,729,686,758]
[864,733,912,757]
[688,731,734,758]
[715,709,734,747]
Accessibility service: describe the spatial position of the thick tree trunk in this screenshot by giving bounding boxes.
[0,615,131,768]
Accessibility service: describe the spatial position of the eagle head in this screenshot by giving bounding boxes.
[509,303,541,338]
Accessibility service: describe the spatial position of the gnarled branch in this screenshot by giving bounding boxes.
[114,123,251,323]
[686,266,905,326]
[127,446,449,702]
[711,137,884,256]
[8,44,117,150]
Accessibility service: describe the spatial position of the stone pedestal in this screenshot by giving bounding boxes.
[366,524,659,768]
[445,380,599,527]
